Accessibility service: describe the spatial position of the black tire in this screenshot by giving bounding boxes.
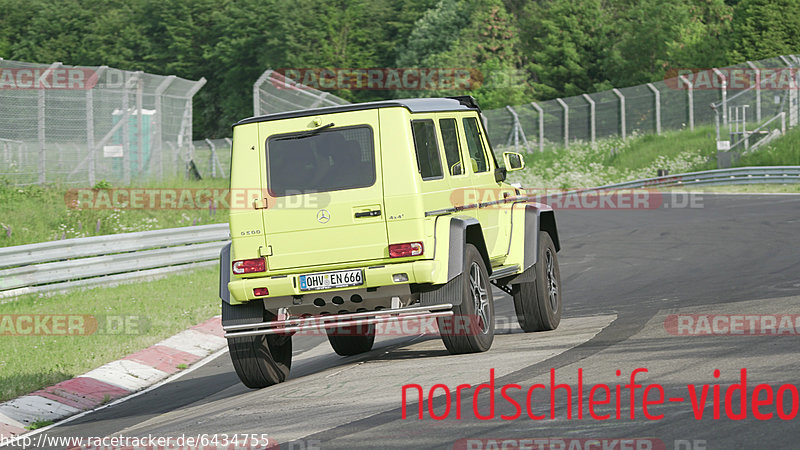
[326,323,376,356]
[512,231,561,332]
[225,307,292,389]
[437,243,495,354]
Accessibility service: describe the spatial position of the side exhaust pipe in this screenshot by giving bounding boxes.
[223,303,454,338]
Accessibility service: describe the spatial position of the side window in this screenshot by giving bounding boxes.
[439,118,464,176]
[462,117,489,173]
[411,120,443,180]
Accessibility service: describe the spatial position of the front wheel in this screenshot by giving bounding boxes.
[512,231,561,331]
[437,243,495,354]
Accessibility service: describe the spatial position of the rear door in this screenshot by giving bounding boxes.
[257,110,389,270]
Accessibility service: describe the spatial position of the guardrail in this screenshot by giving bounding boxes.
[1,166,797,300]
[0,224,229,300]
[580,166,800,191]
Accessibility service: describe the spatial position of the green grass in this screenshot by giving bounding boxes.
[0,177,229,247]
[0,266,220,402]
[737,125,800,167]
[507,126,718,189]
[661,184,800,193]
[25,420,54,431]
[506,123,800,189]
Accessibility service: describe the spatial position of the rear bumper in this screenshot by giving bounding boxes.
[227,259,441,305]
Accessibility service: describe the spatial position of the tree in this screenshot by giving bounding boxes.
[727,0,800,62]
[519,0,613,99]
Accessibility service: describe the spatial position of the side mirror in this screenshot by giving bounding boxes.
[503,152,525,172]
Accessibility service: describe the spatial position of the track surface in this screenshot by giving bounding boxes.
[6,193,800,449]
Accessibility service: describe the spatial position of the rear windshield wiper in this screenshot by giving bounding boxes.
[282,122,335,140]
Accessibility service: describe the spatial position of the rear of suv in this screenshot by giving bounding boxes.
[219,96,562,388]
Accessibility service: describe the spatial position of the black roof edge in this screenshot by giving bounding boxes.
[232,97,481,128]
[446,95,481,111]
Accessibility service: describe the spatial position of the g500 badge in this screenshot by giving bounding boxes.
[240,229,262,236]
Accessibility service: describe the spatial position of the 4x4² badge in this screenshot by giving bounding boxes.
[317,209,331,223]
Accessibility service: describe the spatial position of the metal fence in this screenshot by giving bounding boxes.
[0,58,206,186]
[253,70,350,116]
[491,55,800,154]
[252,56,800,158]
[191,138,231,179]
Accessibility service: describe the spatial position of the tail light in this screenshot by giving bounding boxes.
[232,257,266,274]
[253,287,269,297]
[389,242,424,258]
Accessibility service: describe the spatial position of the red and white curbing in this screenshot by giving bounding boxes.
[0,316,226,439]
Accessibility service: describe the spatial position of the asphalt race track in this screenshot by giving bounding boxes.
[5,193,800,449]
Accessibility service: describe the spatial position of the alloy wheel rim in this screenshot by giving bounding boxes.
[545,249,558,311]
[470,261,490,334]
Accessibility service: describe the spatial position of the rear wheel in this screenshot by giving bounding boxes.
[224,304,292,388]
[512,231,561,331]
[437,243,495,354]
[326,323,376,356]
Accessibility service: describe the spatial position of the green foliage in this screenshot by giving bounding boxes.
[0,266,219,402]
[738,125,800,166]
[0,0,793,136]
[727,0,800,62]
[507,126,718,189]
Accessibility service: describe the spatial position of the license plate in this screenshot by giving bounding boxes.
[299,269,364,291]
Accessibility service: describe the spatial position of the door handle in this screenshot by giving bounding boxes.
[354,210,381,218]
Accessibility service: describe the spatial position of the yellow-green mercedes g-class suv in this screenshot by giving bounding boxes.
[219,96,561,388]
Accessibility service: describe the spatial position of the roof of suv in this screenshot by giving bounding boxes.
[234,96,481,127]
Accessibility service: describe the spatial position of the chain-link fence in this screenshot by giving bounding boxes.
[251,57,800,166]
[0,58,206,186]
[191,138,231,179]
[253,70,350,116]
[494,55,800,156]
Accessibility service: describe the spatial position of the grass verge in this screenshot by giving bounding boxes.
[0,177,229,247]
[737,125,800,167]
[660,184,800,193]
[0,265,220,403]
[507,126,717,189]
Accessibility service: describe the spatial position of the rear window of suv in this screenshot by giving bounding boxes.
[266,126,375,196]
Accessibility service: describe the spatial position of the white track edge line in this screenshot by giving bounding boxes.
[3,347,229,447]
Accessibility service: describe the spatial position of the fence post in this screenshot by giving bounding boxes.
[504,106,530,153]
[555,98,569,148]
[154,75,176,181]
[613,88,626,139]
[582,94,596,145]
[135,71,144,177]
[38,62,61,184]
[86,66,107,186]
[646,83,662,135]
[679,75,694,131]
[530,102,544,152]
[122,72,132,185]
[779,55,797,127]
[781,112,786,134]
[712,68,727,126]
[253,69,274,116]
[746,61,761,123]
[205,138,217,177]
[185,78,207,170]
